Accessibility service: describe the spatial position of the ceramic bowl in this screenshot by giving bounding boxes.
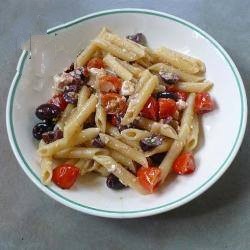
[6,9,247,218]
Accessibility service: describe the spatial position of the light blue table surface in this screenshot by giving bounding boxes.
[0,1,249,249]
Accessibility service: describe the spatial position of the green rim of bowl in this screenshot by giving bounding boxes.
[6,9,247,218]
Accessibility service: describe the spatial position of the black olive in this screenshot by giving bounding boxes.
[157,92,178,101]
[106,174,126,190]
[150,153,166,165]
[126,33,146,45]
[35,103,61,121]
[159,71,180,85]
[70,67,89,85]
[64,63,74,73]
[63,85,79,104]
[92,136,105,148]
[32,122,54,140]
[42,128,63,144]
[140,135,163,152]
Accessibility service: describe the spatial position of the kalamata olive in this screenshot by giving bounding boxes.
[63,85,79,104]
[140,135,163,152]
[150,153,166,165]
[35,103,61,121]
[57,67,89,90]
[70,67,89,85]
[64,63,74,73]
[42,128,63,144]
[106,174,126,190]
[126,33,146,45]
[32,122,54,140]
[92,136,105,148]
[159,71,180,85]
[157,92,178,101]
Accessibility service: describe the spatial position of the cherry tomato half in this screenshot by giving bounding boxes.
[195,92,215,114]
[137,166,161,193]
[87,57,105,69]
[99,75,122,93]
[141,96,159,121]
[52,164,79,189]
[173,152,196,175]
[101,93,127,115]
[48,93,68,111]
[166,85,188,101]
[158,98,177,119]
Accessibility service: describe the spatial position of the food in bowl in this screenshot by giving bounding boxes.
[33,27,215,194]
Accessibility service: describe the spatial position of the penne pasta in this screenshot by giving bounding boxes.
[117,59,143,78]
[40,157,53,185]
[135,69,152,92]
[144,139,173,157]
[64,94,98,138]
[93,38,138,61]
[54,147,109,159]
[121,128,150,141]
[109,149,136,173]
[75,42,97,67]
[184,113,199,151]
[155,47,206,74]
[38,128,100,157]
[77,85,91,110]
[149,63,205,82]
[176,81,213,93]
[135,117,178,140]
[95,102,107,133]
[121,75,158,125]
[103,54,133,81]
[99,133,148,166]
[100,30,146,57]
[94,155,147,194]
[56,104,74,130]
[159,93,195,182]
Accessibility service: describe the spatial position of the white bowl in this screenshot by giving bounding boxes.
[6,9,247,218]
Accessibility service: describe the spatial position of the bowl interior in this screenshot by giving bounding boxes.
[7,10,246,218]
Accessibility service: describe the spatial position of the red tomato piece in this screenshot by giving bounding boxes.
[110,115,120,126]
[173,152,196,175]
[175,91,188,101]
[158,98,177,119]
[99,75,122,93]
[141,96,159,121]
[52,164,80,189]
[166,85,188,101]
[195,92,214,114]
[101,93,127,115]
[137,166,161,193]
[87,57,105,69]
[48,93,68,111]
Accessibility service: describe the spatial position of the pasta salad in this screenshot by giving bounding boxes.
[32,28,215,194]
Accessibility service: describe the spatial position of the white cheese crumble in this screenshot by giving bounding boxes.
[176,99,187,111]
[120,80,135,96]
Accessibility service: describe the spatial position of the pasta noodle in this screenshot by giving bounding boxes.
[40,157,53,185]
[64,94,98,138]
[103,54,133,81]
[155,47,206,74]
[159,94,195,182]
[54,147,109,159]
[94,155,147,194]
[135,117,178,139]
[121,75,158,125]
[176,81,213,93]
[149,63,205,82]
[184,113,199,151]
[99,133,148,166]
